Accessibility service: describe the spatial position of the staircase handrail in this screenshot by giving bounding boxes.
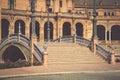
[53,35,91,47]
[96,44,111,62]
[76,36,91,47]
[61,35,74,42]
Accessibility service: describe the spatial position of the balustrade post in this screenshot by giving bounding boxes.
[111,51,116,64]
[59,35,61,42]
[93,39,98,55]
[43,42,48,67]
[43,51,48,67]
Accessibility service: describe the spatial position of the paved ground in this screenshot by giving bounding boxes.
[1,72,120,80]
[0,63,120,79]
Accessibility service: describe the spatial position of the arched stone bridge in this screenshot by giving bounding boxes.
[0,34,43,63]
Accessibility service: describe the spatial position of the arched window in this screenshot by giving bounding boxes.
[1,19,9,40]
[63,22,71,36]
[75,23,83,37]
[111,25,120,40]
[15,20,25,35]
[97,25,105,40]
[44,22,53,41]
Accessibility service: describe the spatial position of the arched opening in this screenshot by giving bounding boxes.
[15,20,25,35]
[1,19,9,40]
[63,22,71,36]
[97,25,105,40]
[75,23,83,37]
[2,46,25,62]
[30,21,40,41]
[111,25,120,40]
[44,22,53,41]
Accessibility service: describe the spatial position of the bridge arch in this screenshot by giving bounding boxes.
[2,45,26,62]
[0,34,43,63]
[0,42,30,62]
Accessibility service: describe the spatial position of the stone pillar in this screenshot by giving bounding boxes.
[53,22,57,40]
[109,30,111,43]
[40,21,44,42]
[92,0,98,55]
[111,51,115,64]
[58,16,62,37]
[43,51,48,67]
[30,37,35,66]
[0,8,1,43]
[105,30,108,49]
[93,39,98,55]
[105,30,107,42]
[25,23,30,37]
[10,21,15,34]
[72,18,75,36]
[25,18,30,37]
[73,34,76,43]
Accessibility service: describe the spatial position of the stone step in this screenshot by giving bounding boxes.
[48,61,105,64]
[36,42,106,64]
[48,58,105,61]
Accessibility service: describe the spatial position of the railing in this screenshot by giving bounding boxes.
[53,35,91,47]
[53,35,112,63]
[61,36,74,42]
[0,34,43,62]
[76,36,91,47]
[96,44,111,63]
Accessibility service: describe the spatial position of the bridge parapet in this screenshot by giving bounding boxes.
[0,34,43,63]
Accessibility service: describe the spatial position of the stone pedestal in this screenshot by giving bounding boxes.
[30,36,37,66]
[111,52,115,64]
[43,51,48,67]
[93,38,98,55]
[73,34,76,43]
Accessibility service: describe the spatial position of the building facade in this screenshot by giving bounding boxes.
[0,0,120,43]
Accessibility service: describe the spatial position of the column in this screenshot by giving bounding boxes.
[53,22,57,39]
[25,22,30,37]
[92,0,98,54]
[30,0,36,66]
[41,21,44,42]
[59,19,62,37]
[105,30,107,41]
[109,30,111,43]
[10,21,15,34]
[0,8,1,42]
[58,18,62,37]
[83,21,87,38]
[105,30,108,49]
[72,18,75,36]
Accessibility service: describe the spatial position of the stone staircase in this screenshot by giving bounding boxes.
[36,42,106,64]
